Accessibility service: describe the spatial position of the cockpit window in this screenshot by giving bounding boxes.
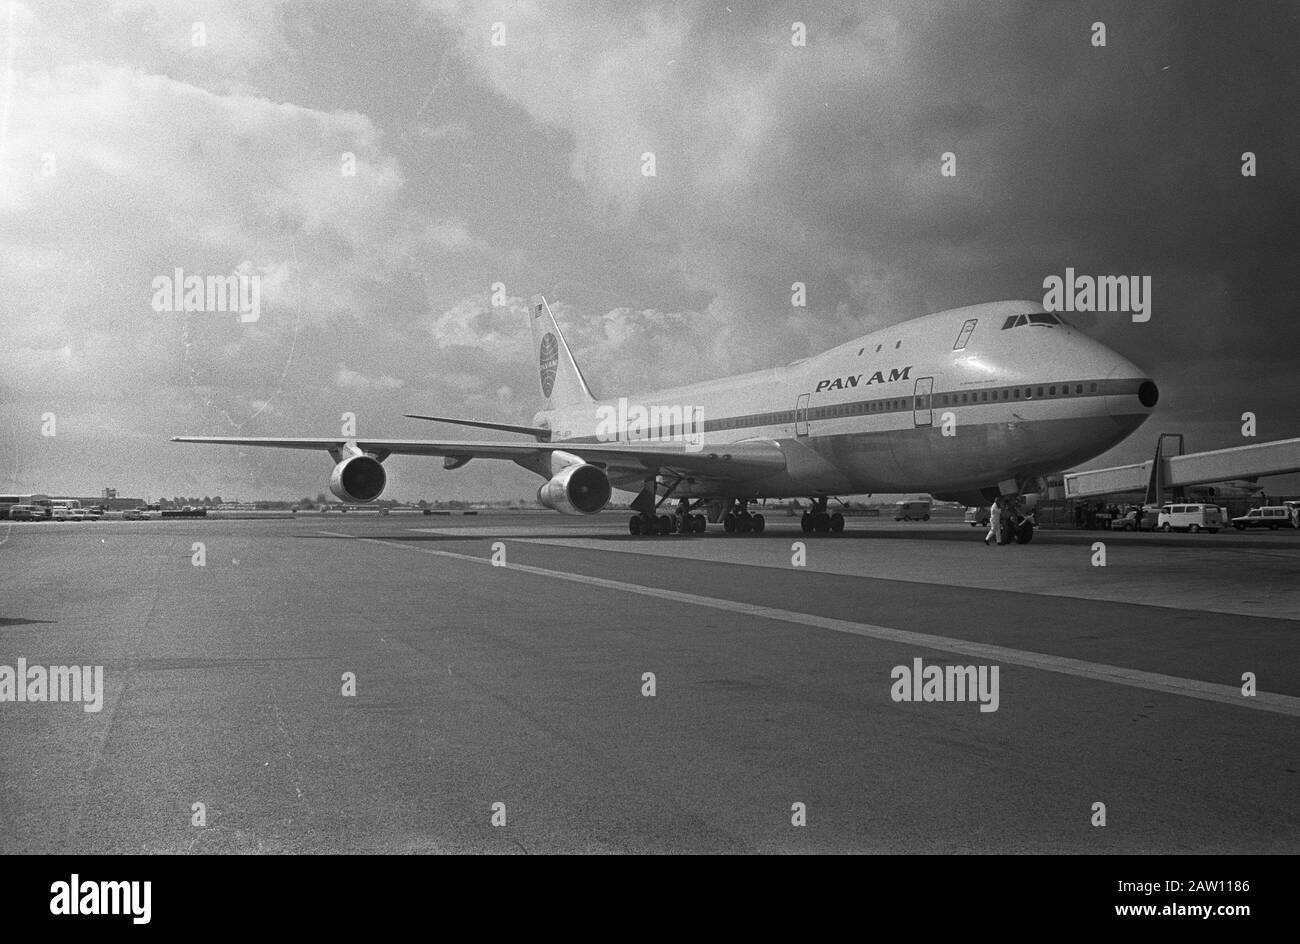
[1002,311,1064,329]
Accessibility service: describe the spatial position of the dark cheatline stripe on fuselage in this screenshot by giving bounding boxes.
[561,377,1143,442]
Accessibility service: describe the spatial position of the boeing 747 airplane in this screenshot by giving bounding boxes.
[174,296,1160,541]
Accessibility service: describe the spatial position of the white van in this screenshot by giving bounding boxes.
[7,504,39,521]
[1157,503,1223,533]
[894,500,931,522]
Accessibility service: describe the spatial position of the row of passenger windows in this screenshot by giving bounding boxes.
[688,381,1103,430]
[939,382,1098,405]
[820,400,905,417]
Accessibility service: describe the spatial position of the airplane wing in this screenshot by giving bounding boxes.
[170,435,789,478]
[402,414,552,438]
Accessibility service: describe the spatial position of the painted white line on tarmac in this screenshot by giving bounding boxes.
[319,531,1300,718]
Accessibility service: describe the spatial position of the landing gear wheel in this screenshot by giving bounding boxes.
[800,512,813,533]
[738,512,753,534]
[693,514,707,533]
[814,512,830,533]
[657,515,671,535]
[830,512,845,533]
[1014,519,1034,544]
[639,513,657,535]
[751,513,765,533]
[724,512,737,534]
[629,515,641,535]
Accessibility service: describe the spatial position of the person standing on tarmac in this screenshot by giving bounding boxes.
[984,497,1003,546]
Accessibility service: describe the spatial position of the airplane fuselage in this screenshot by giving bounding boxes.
[540,300,1158,501]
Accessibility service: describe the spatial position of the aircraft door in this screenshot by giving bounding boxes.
[795,393,811,437]
[913,377,934,427]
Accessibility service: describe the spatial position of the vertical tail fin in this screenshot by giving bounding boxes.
[529,295,596,408]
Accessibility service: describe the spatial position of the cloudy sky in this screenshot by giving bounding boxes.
[2,0,1297,502]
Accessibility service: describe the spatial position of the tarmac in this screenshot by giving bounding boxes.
[1,512,1297,853]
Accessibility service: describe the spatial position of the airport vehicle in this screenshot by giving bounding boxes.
[1110,505,1160,531]
[1285,500,1300,528]
[0,494,50,518]
[895,500,931,521]
[122,508,150,520]
[68,509,87,522]
[50,507,70,521]
[6,504,40,521]
[1156,503,1222,533]
[176,297,1164,541]
[1231,506,1291,530]
[964,505,990,527]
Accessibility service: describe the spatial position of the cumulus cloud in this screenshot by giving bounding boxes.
[4,1,1298,500]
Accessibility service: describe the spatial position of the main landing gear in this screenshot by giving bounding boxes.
[722,498,765,534]
[627,497,767,537]
[628,498,706,536]
[799,497,845,535]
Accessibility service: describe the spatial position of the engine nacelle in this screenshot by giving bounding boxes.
[536,463,611,515]
[329,454,387,503]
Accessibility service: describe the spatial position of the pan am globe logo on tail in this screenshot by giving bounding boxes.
[539,332,560,398]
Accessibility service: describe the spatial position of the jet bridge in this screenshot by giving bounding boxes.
[1063,433,1300,501]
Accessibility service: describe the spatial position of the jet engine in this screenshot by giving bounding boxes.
[329,454,387,503]
[537,463,612,515]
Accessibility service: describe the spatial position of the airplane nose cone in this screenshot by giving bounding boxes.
[1104,360,1158,420]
